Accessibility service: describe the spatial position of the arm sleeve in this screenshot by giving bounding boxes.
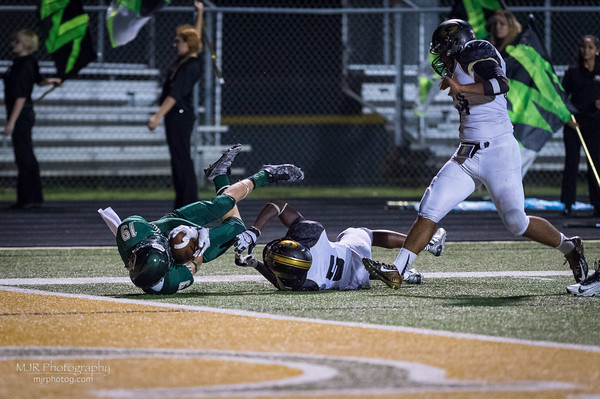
[471,60,509,95]
[459,40,507,81]
[472,59,507,81]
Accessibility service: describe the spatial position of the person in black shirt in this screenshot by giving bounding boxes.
[560,35,600,217]
[2,29,61,209]
[148,0,204,208]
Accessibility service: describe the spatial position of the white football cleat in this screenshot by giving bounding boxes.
[403,268,423,285]
[426,227,447,256]
[566,262,600,297]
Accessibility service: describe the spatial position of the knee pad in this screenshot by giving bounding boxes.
[502,209,529,236]
[418,185,444,223]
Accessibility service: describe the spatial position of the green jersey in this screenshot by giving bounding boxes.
[116,195,245,294]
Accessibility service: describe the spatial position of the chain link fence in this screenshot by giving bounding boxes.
[0,1,599,192]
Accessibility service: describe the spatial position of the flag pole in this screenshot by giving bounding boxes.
[33,85,58,104]
[197,1,224,84]
[571,114,600,187]
[202,23,224,84]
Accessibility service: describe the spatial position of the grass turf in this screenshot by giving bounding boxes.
[2,241,598,347]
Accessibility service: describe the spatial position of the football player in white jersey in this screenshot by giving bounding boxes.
[233,199,446,291]
[363,19,589,289]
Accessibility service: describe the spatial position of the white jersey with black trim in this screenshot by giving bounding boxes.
[305,230,370,290]
[287,219,371,290]
[450,40,513,141]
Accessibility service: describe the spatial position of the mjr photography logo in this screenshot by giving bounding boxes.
[16,360,110,384]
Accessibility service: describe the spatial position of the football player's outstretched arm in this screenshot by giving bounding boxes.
[235,254,287,290]
[234,200,301,256]
[253,200,301,232]
[255,259,288,290]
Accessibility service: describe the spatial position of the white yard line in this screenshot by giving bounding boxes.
[0,271,572,286]
[1,285,599,354]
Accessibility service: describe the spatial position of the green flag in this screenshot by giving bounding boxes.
[505,25,571,152]
[39,0,96,79]
[106,0,171,48]
[449,0,505,39]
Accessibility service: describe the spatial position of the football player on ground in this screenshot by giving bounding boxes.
[232,199,447,291]
[362,19,589,290]
[99,144,304,294]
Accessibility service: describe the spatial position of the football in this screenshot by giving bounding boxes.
[169,230,199,264]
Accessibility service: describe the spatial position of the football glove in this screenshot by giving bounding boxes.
[234,226,261,255]
[235,253,259,268]
[169,225,210,258]
[194,226,210,258]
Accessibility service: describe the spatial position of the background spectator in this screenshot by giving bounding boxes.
[2,29,61,209]
[560,34,600,217]
[148,1,204,208]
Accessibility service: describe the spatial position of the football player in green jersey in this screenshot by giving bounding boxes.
[100,144,304,294]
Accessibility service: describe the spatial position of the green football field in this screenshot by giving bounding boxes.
[2,240,598,347]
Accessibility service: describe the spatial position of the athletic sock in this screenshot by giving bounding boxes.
[556,233,576,255]
[393,248,417,275]
[213,174,230,194]
[249,170,269,188]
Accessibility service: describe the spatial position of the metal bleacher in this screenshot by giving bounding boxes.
[349,63,579,173]
[0,61,241,184]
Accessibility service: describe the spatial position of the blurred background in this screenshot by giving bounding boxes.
[0,0,598,196]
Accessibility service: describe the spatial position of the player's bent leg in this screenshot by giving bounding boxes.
[371,230,407,249]
[362,258,404,289]
[521,216,560,246]
[562,236,589,283]
[171,195,237,226]
[501,208,531,237]
[222,178,255,203]
[261,164,304,183]
[337,228,373,259]
[521,216,589,283]
[204,144,242,182]
[418,159,476,228]
[221,205,241,222]
[402,216,438,255]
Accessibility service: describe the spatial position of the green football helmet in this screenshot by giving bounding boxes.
[126,234,172,289]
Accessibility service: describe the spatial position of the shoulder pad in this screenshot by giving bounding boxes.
[457,40,499,65]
